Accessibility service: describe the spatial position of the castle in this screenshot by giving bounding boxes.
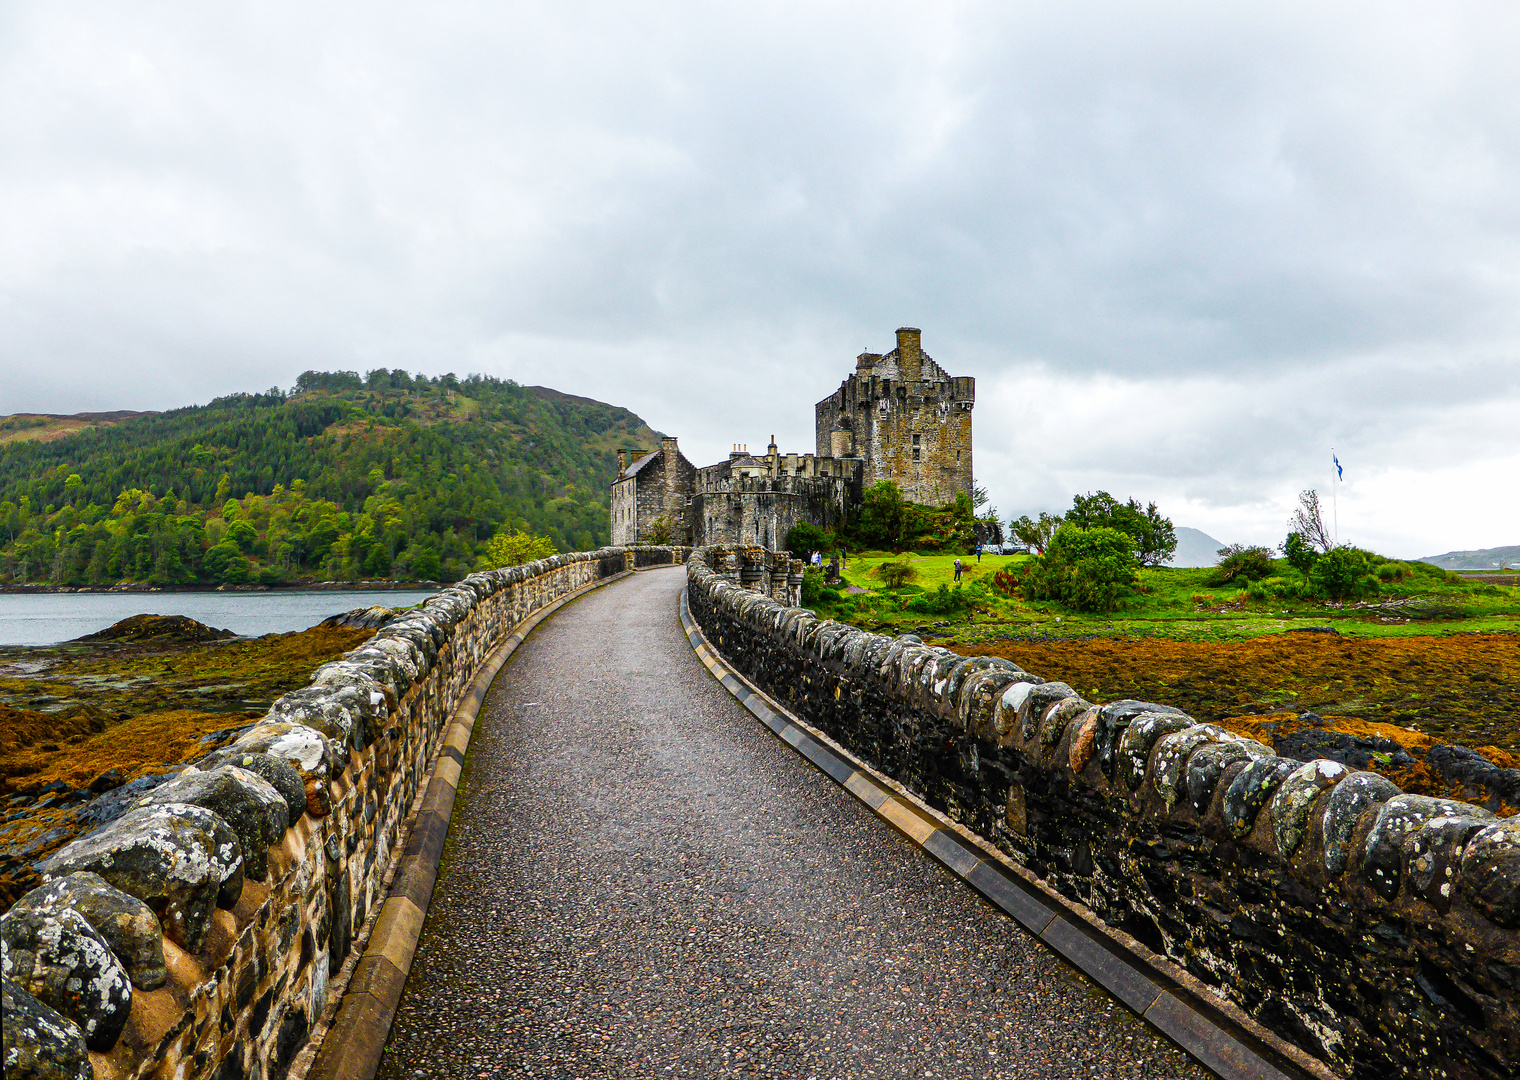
[610,327,974,547]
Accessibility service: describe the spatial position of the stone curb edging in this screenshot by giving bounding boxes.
[678,587,1338,1080]
[302,569,638,1080]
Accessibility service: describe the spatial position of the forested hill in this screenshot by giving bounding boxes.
[0,371,662,587]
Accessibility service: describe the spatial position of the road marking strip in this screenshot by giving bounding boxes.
[679,586,1334,1080]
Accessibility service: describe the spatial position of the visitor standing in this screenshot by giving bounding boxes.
[953,557,963,583]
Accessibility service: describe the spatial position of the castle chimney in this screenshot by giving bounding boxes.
[616,448,627,479]
[896,327,922,382]
[767,435,778,455]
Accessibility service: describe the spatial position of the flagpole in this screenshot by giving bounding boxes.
[1331,447,1338,547]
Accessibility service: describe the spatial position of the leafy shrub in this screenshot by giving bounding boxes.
[1310,546,1380,600]
[1022,526,1138,613]
[801,568,843,608]
[1377,561,1414,583]
[905,584,970,616]
[875,559,918,588]
[1210,544,1275,584]
[1246,576,1306,601]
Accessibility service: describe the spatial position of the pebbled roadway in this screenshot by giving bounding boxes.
[377,567,1212,1080]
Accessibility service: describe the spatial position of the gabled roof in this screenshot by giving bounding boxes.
[624,450,660,478]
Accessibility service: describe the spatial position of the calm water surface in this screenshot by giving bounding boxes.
[0,590,438,646]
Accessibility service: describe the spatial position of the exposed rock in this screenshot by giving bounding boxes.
[1426,743,1520,813]
[87,769,126,794]
[7,872,165,990]
[0,905,132,1050]
[74,613,234,643]
[318,605,397,630]
[1,975,91,1080]
[39,803,244,951]
[132,766,288,881]
[197,748,306,824]
[1273,727,1416,773]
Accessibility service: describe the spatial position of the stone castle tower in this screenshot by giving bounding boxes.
[814,327,974,506]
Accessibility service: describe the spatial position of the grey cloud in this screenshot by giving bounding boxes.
[2,1,1518,553]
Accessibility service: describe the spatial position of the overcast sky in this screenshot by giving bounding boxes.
[2,1,1518,557]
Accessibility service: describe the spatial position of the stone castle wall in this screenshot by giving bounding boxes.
[691,474,860,549]
[687,545,1520,1080]
[2,546,689,1080]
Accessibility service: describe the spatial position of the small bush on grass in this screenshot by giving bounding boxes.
[905,584,970,617]
[1310,546,1381,600]
[875,559,918,589]
[1022,526,1138,614]
[1210,544,1276,585]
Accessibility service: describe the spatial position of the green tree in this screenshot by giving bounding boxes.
[478,528,556,568]
[202,541,251,584]
[852,481,911,550]
[408,545,442,581]
[226,519,259,552]
[1022,526,1139,613]
[1009,511,1063,554]
[785,522,829,558]
[1281,532,1318,575]
[1067,491,1177,566]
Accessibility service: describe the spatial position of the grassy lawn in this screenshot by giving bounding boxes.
[823,550,1520,645]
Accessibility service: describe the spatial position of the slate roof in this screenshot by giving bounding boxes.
[624,451,660,477]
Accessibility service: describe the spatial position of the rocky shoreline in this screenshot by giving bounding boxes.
[0,579,439,595]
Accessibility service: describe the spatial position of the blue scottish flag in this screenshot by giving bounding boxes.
[1333,452,1343,480]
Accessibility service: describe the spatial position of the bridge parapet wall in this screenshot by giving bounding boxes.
[684,545,1520,1080]
[1,546,688,1080]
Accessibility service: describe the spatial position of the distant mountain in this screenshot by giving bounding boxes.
[1166,526,1226,568]
[0,372,661,586]
[1419,545,1520,570]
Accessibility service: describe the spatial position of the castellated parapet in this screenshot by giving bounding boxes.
[815,327,974,507]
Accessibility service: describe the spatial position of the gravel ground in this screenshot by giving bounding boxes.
[378,567,1213,1080]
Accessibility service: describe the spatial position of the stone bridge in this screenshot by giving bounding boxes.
[6,547,1519,1080]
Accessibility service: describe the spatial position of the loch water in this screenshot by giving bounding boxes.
[0,589,438,646]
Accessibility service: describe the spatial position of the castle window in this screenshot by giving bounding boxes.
[911,433,921,446]
[912,447,921,462]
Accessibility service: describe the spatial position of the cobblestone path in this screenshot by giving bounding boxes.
[377,567,1213,1080]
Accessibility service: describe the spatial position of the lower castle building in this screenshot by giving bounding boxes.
[610,327,973,547]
